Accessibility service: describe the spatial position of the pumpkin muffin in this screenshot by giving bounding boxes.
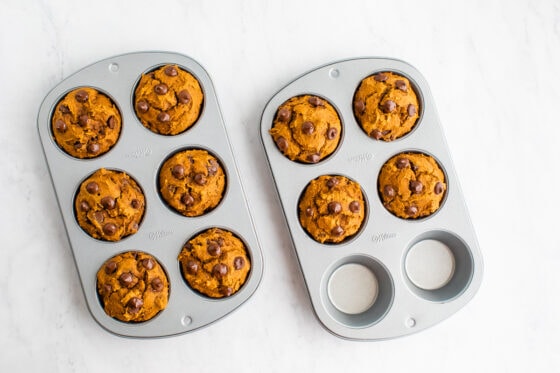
[52,87,121,158]
[353,71,420,141]
[270,95,342,163]
[378,152,446,219]
[134,64,204,135]
[178,228,251,298]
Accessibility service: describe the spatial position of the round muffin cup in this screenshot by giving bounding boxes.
[260,57,483,341]
[37,52,264,338]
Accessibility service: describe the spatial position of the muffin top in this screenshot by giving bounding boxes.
[134,64,204,135]
[75,168,145,241]
[159,149,226,217]
[270,95,342,163]
[97,251,169,322]
[299,175,365,243]
[178,228,251,298]
[52,87,121,158]
[353,72,420,141]
[378,152,446,219]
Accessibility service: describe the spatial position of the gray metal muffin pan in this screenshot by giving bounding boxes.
[260,57,483,340]
[37,51,263,338]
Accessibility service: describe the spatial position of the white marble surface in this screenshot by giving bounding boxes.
[1,0,559,371]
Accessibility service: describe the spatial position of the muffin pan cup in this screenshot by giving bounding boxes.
[260,57,483,340]
[37,51,263,338]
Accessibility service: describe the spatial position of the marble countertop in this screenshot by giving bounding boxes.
[2,0,559,371]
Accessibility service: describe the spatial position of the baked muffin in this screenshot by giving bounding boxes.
[299,175,366,244]
[378,152,446,219]
[134,64,204,135]
[353,72,420,141]
[52,87,121,158]
[97,251,169,322]
[159,149,226,217]
[178,228,251,298]
[75,168,145,241]
[269,95,342,163]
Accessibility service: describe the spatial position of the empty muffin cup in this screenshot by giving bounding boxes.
[322,255,393,328]
[404,231,474,302]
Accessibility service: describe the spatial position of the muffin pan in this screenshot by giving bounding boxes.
[37,51,263,337]
[260,57,483,340]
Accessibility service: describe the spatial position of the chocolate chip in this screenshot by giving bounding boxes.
[302,121,314,135]
[172,164,185,179]
[374,73,388,82]
[104,261,117,274]
[73,142,82,150]
[308,96,323,107]
[212,263,228,278]
[331,225,344,236]
[234,256,245,270]
[411,162,419,172]
[275,136,288,152]
[305,207,314,217]
[86,182,99,194]
[54,119,67,133]
[434,182,444,195]
[277,108,291,122]
[220,286,233,297]
[181,193,194,206]
[164,65,178,77]
[93,211,104,223]
[326,177,339,188]
[405,205,418,216]
[306,153,320,163]
[119,272,135,288]
[151,277,164,292]
[207,160,218,176]
[107,116,116,129]
[102,284,112,295]
[126,297,143,313]
[410,180,423,194]
[349,201,360,213]
[194,173,207,185]
[354,99,366,114]
[383,185,396,198]
[100,196,116,210]
[87,143,100,154]
[136,100,149,113]
[185,260,199,275]
[381,100,396,113]
[59,104,70,114]
[78,114,89,127]
[154,83,168,95]
[371,129,383,140]
[79,201,90,212]
[396,158,410,169]
[328,201,342,214]
[141,258,154,270]
[207,242,221,256]
[407,104,416,117]
[395,80,407,92]
[131,199,141,209]
[157,112,170,122]
[175,89,191,104]
[326,127,338,140]
[75,90,89,103]
[103,223,117,236]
